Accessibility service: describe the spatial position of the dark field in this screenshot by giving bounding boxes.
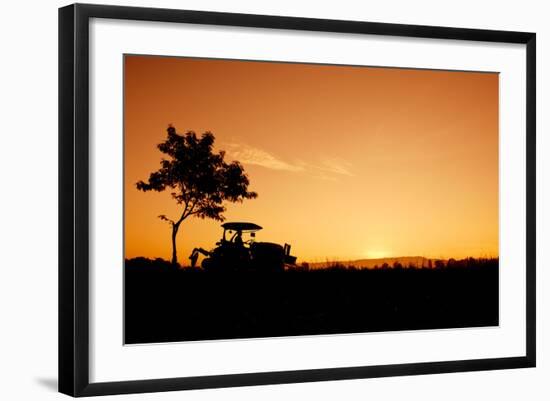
[124,258,498,344]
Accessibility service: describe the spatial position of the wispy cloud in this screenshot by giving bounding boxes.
[224,143,354,179]
[225,143,305,172]
[316,158,354,177]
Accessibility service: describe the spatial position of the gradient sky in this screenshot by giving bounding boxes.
[124,55,499,263]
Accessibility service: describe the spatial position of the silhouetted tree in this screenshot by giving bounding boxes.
[137,126,257,264]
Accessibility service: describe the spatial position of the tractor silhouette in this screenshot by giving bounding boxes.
[189,222,296,272]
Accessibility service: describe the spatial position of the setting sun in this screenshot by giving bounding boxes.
[363,250,391,259]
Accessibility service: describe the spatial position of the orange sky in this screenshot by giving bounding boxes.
[124,55,499,263]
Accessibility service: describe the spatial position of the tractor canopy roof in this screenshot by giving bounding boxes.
[221,222,262,232]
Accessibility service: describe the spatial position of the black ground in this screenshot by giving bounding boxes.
[124,258,498,344]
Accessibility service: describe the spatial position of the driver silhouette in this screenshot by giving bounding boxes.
[234,231,244,247]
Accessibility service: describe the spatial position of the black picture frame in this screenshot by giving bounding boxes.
[59,3,536,397]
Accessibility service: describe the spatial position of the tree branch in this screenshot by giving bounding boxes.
[175,200,195,226]
[180,200,198,223]
[158,214,175,225]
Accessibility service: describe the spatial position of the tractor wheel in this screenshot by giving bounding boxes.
[201,258,214,272]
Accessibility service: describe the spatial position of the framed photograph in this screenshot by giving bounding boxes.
[59,3,536,397]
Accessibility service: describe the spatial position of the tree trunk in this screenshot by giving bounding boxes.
[171,223,180,265]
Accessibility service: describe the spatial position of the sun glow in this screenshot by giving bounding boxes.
[363,250,391,259]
